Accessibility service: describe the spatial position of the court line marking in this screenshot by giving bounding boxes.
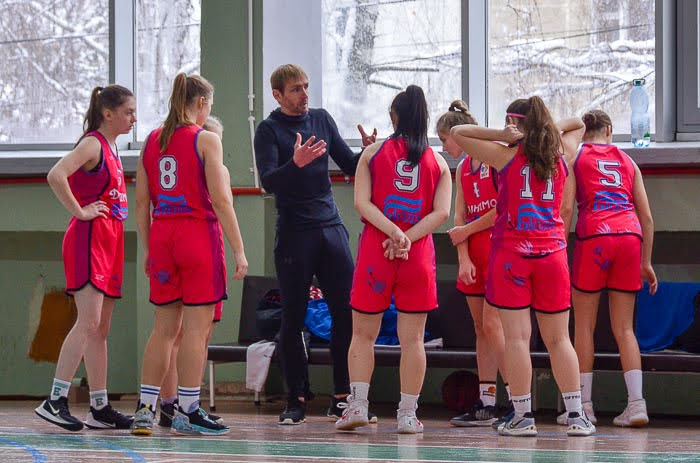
[29,432,698,457]
[0,437,46,463]
[0,446,515,463]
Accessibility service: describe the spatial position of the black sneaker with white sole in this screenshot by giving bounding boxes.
[449,399,497,427]
[85,403,134,429]
[279,398,306,425]
[34,397,84,432]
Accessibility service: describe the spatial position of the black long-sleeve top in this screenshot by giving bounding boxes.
[254,108,360,231]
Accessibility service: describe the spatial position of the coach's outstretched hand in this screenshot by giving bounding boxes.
[358,124,377,149]
[292,133,326,168]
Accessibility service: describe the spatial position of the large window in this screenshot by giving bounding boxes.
[136,0,201,140]
[0,0,109,144]
[488,0,655,133]
[322,0,462,139]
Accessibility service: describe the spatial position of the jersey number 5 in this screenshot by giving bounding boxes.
[159,156,177,190]
[394,160,420,192]
[596,160,622,187]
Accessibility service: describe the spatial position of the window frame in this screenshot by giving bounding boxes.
[676,0,700,139]
[1,0,697,158]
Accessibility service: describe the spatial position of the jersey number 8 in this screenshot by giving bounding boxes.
[159,156,177,190]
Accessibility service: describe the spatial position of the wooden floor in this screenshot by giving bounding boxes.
[1,398,699,462]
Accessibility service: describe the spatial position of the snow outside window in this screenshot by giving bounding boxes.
[322,0,462,139]
[488,0,655,133]
[136,0,201,141]
[0,0,109,144]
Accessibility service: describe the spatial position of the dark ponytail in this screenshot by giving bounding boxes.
[159,72,214,152]
[390,85,429,167]
[582,109,612,138]
[436,99,478,133]
[506,96,561,181]
[81,84,133,141]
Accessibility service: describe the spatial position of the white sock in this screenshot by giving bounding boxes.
[350,382,370,401]
[178,386,200,413]
[562,391,583,415]
[623,369,643,402]
[479,382,496,407]
[398,392,419,411]
[505,384,512,401]
[511,393,531,416]
[90,389,108,410]
[139,384,160,409]
[50,378,71,401]
[580,372,593,403]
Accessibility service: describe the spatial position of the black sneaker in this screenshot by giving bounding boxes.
[491,401,515,430]
[171,406,229,435]
[34,397,84,432]
[327,396,378,423]
[279,398,306,425]
[207,412,224,424]
[450,399,497,427]
[158,401,176,428]
[85,403,134,429]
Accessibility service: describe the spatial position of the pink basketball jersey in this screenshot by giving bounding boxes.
[460,156,498,225]
[491,144,568,256]
[142,125,217,221]
[369,137,442,231]
[573,143,641,239]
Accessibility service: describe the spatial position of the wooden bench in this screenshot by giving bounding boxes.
[207,275,700,410]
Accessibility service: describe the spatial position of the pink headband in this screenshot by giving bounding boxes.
[506,112,526,119]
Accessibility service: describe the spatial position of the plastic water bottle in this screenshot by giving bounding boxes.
[630,79,651,147]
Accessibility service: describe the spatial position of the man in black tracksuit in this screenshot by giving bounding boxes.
[254,64,374,424]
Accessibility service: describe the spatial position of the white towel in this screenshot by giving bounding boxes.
[245,340,276,392]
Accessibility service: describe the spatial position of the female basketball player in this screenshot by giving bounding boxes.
[451,96,595,436]
[436,101,509,427]
[36,85,136,431]
[555,109,657,428]
[335,85,452,434]
[157,116,227,429]
[131,74,247,436]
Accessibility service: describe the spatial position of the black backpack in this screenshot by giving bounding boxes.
[255,289,283,341]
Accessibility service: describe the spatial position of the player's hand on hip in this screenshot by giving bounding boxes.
[357,124,377,148]
[642,263,658,295]
[233,252,248,280]
[292,133,326,168]
[78,200,109,221]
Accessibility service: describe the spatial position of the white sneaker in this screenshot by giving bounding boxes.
[613,399,649,427]
[335,395,369,431]
[557,401,597,425]
[397,408,423,434]
[567,411,596,436]
[498,412,537,437]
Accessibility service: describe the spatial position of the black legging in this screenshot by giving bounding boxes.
[274,224,353,400]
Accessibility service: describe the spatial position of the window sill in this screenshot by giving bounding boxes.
[2,143,700,177]
[0,150,141,177]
